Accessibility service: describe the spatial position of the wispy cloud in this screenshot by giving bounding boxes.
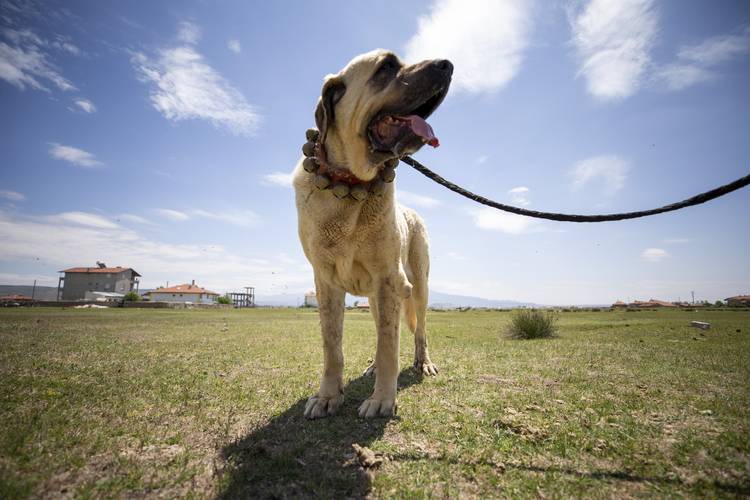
[154,208,190,221]
[653,26,750,91]
[0,28,76,91]
[641,247,668,262]
[228,39,241,54]
[118,213,154,225]
[73,98,96,113]
[663,238,690,244]
[262,171,294,188]
[569,155,629,195]
[404,0,535,94]
[469,206,540,234]
[446,251,466,261]
[508,186,530,206]
[192,209,259,227]
[0,189,25,202]
[48,143,102,168]
[0,210,309,293]
[569,0,658,101]
[176,21,201,45]
[397,190,442,208]
[132,23,261,136]
[476,155,489,165]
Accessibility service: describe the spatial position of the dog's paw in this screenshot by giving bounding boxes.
[304,393,344,419]
[358,396,396,418]
[363,361,377,377]
[414,359,439,376]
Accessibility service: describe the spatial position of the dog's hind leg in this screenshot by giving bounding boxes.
[362,296,379,377]
[407,224,438,376]
[304,278,346,419]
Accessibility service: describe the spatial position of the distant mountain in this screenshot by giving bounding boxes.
[0,285,58,300]
[0,285,545,309]
[427,290,542,309]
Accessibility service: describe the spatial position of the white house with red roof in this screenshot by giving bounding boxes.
[145,281,219,304]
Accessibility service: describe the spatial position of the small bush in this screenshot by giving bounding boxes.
[217,296,232,305]
[506,309,558,339]
[123,291,141,302]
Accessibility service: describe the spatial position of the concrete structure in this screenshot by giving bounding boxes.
[228,287,255,308]
[145,281,219,304]
[58,263,140,300]
[84,291,125,302]
[304,291,318,307]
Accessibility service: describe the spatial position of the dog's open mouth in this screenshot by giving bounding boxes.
[368,88,448,154]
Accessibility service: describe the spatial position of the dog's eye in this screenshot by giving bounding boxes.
[377,57,399,75]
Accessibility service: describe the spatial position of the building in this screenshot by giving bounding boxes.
[726,295,750,307]
[611,300,627,309]
[628,299,677,308]
[0,294,33,305]
[58,262,140,300]
[304,291,318,307]
[145,281,219,304]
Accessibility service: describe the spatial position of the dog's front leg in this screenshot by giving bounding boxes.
[358,275,402,418]
[304,278,345,419]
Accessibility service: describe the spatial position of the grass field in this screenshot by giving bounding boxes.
[1,307,749,498]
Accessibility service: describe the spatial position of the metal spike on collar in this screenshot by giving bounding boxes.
[332,183,351,199]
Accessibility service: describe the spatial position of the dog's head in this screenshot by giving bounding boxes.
[315,49,452,181]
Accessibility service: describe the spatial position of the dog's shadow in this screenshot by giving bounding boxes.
[218,368,422,498]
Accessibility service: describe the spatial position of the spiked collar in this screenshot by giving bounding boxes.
[301,128,397,201]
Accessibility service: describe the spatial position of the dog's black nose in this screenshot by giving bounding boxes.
[432,59,453,75]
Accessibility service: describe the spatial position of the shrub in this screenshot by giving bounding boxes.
[217,295,232,305]
[506,309,558,339]
[123,291,141,302]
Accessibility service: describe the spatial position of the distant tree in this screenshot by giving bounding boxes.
[714,300,724,307]
[217,295,232,305]
[123,291,141,302]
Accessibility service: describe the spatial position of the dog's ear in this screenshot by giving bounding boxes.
[315,75,346,143]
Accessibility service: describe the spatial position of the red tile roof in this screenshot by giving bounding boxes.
[61,266,141,277]
[0,294,33,301]
[147,284,218,295]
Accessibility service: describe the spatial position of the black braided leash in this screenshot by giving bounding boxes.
[401,156,750,223]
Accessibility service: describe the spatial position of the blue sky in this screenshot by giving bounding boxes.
[1,0,749,304]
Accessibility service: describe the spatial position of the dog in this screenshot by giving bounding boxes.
[293,49,452,418]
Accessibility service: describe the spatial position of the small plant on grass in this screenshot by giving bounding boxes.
[506,308,558,339]
[123,291,141,302]
[217,295,232,305]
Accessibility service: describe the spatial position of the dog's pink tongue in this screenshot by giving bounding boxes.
[397,115,440,147]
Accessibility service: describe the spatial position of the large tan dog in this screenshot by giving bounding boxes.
[293,50,452,418]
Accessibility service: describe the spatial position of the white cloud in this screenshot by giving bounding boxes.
[154,208,189,221]
[508,186,530,206]
[263,171,294,188]
[49,211,120,229]
[0,210,311,293]
[177,21,201,45]
[0,28,76,92]
[569,155,629,195]
[476,155,489,165]
[641,247,668,262]
[73,98,96,113]
[653,27,750,91]
[570,0,658,100]
[228,39,241,54]
[469,206,540,234]
[192,209,260,227]
[118,214,154,225]
[0,189,25,202]
[397,190,442,208]
[132,23,261,136]
[404,0,534,94]
[48,143,102,168]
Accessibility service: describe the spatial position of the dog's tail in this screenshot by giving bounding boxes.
[403,297,418,334]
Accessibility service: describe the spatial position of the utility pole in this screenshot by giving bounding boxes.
[31,279,37,300]
[691,290,695,305]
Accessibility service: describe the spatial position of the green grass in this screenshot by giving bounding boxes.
[1,307,749,498]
